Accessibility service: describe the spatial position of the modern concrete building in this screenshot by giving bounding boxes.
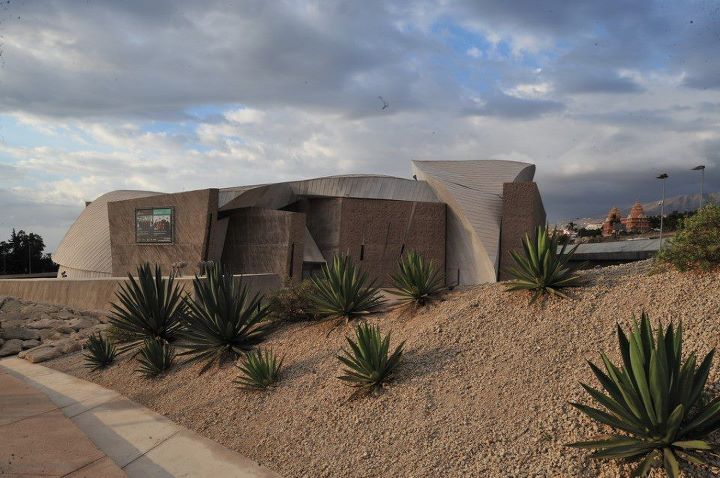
[53,160,545,286]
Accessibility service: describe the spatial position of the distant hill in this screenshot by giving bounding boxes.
[565,192,719,227]
[639,192,719,216]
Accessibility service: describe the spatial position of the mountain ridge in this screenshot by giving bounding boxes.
[564,192,719,226]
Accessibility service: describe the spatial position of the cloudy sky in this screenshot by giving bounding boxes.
[1,0,719,251]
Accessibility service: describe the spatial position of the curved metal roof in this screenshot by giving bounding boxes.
[219,174,439,210]
[53,190,162,275]
[411,160,536,284]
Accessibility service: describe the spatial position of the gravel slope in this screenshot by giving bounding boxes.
[48,261,720,477]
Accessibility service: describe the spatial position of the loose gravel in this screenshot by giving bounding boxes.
[47,260,720,477]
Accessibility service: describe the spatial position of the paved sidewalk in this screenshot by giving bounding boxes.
[0,368,126,477]
[0,357,281,478]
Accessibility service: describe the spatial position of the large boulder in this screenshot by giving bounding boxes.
[39,329,68,342]
[21,339,40,349]
[67,316,98,331]
[54,309,75,320]
[0,339,23,357]
[1,326,41,341]
[0,299,24,322]
[26,317,64,330]
[55,338,82,354]
[20,344,64,363]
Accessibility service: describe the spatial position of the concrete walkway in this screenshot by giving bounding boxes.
[0,368,126,477]
[0,357,281,478]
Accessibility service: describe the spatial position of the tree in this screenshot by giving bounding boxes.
[0,240,9,275]
[577,227,601,238]
[0,229,57,275]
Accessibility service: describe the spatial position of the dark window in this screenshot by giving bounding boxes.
[360,244,365,261]
[289,243,295,277]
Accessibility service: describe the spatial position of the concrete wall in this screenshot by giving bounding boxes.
[301,198,342,259]
[301,197,446,287]
[498,182,547,281]
[0,274,281,313]
[108,189,219,277]
[221,208,305,280]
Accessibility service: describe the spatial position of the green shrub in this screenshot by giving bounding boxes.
[109,263,186,352]
[136,338,174,378]
[181,264,271,372]
[337,323,404,390]
[83,333,117,371]
[267,278,316,322]
[568,312,720,477]
[234,348,283,390]
[506,226,581,303]
[309,255,385,321]
[657,204,720,271]
[390,251,445,306]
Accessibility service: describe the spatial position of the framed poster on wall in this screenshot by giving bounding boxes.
[135,207,174,243]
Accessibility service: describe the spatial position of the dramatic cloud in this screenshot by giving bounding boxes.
[0,0,719,250]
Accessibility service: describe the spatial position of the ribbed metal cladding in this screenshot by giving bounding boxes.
[411,160,536,285]
[53,190,163,277]
[218,175,440,209]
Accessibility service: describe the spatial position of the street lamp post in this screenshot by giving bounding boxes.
[692,165,706,209]
[657,173,669,248]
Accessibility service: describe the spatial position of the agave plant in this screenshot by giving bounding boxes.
[180,264,271,372]
[390,251,445,306]
[337,323,404,390]
[234,348,284,390]
[83,333,117,371]
[506,226,581,303]
[109,263,186,352]
[136,338,174,378]
[309,255,385,321]
[568,312,720,477]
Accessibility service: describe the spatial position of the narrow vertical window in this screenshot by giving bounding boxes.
[289,243,295,277]
[360,244,365,261]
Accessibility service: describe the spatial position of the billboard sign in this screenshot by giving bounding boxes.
[135,207,174,243]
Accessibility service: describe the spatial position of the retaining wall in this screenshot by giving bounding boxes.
[0,273,281,312]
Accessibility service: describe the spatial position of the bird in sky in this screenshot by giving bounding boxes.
[378,96,389,110]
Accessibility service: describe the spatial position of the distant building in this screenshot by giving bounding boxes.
[624,201,651,234]
[601,201,651,236]
[601,207,625,236]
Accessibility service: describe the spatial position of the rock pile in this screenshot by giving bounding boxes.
[0,296,110,363]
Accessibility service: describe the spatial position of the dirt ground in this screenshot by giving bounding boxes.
[48,261,720,477]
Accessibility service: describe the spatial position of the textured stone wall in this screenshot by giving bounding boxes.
[221,208,305,280]
[302,198,446,287]
[108,188,219,277]
[498,182,546,281]
[301,198,342,259]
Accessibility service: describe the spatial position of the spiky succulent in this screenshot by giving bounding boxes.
[136,338,174,378]
[390,250,445,306]
[337,323,404,390]
[109,263,186,352]
[180,264,271,372]
[83,333,117,371]
[568,312,720,477]
[506,226,581,303]
[309,255,385,321]
[234,348,284,390]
